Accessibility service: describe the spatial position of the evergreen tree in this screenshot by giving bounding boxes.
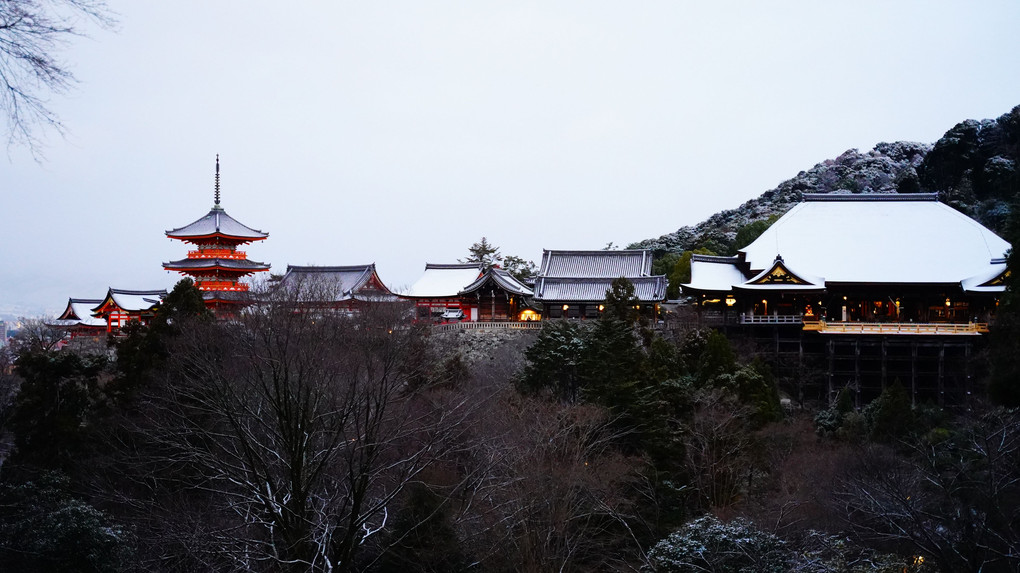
[460,237,502,268]
[990,193,1020,406]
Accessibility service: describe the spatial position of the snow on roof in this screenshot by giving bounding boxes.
[539,249,652,278]
[56,298,106,327]
[684,255,748,293]
[961,261,1008,293]
[93,289,167,315]
[403,263,484,297]
[740,194,1010,285]
[163,258,270,272]
[166,207,268,242]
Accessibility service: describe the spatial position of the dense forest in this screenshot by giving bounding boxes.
[1,106,1019,572]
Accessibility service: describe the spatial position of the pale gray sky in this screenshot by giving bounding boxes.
[3,1,1020,317]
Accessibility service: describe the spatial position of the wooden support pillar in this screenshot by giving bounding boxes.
[881,338,888,391]
[938,342,946,407]
[911,342,918,405]
[854,338,861,409]
[827,339,835,404]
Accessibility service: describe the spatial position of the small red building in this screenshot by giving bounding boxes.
[91,288,167,333]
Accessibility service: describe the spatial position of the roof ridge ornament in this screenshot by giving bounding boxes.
[213,154,222,210]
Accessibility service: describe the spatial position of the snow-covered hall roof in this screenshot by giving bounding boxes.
[739,193,1010,285]
[403,263,484,298]
[55,298,106,327]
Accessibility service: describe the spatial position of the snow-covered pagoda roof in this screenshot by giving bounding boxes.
[163,257,270,272]
[54,298,106,328]
[276,264,395,302]
[92,289,167,315]
[165,207,268,243]
[403,263,484,298]
[538,249,653,278]
[534,276,667,303]
[460,267,533,297]
[683,193,1011,293]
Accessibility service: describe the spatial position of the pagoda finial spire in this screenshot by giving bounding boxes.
[213,154,222,208]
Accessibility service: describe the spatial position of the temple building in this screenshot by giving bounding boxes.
[163,156,270,313]
[532,249,667,319]
[91,288,167,333]
[683,193,1009,330]
[460,267,535,321]
[403,263,485,321]
[401,264,536,322]
[273,264,398,311]
[53,297,107,339]
[682,193,1011,404]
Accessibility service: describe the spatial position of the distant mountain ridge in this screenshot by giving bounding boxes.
[630,105,1020,256]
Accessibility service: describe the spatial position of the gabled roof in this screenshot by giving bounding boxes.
[163,257,271,272]
[736,255,825,292]
[538,249,653,278]
[55,298,106,328]
[276,264,395,301]
[92,289,167,316]
[741,193,1010,285]
[166,207,268,243]
[403,263,484,298]
[533,276,667,303]
[460,267,534,297]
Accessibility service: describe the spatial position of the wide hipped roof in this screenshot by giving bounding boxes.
[166,207,268,242]
[539,249,653,278]
[403,263,484,297]
[276,264,395,301]
[741,193,1010,285]
[534,276,667,302]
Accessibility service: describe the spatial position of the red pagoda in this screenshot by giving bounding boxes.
[163,156,270,312]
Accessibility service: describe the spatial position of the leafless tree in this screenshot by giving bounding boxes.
[456,393,651,572]
[116,283,477,572]
[682,389,758,511]
[835,409,1020,573]
[0,0,113,151]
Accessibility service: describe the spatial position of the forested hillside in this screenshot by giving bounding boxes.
[631,105,1020,256]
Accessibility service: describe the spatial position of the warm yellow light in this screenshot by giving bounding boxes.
[598,304,604,311]
[725,296,736,306]
[562,304,569,311]
[762,299,767,304]
[946,298,951,307]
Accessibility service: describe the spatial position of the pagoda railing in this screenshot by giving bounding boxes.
[188,249,247,259]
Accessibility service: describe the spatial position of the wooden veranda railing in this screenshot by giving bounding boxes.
[803,320,989,335]
[432,321,544,332]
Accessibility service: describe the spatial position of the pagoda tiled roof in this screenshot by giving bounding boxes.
[166,206,268,242]
[460,267,534,297]
[163,257,270,272]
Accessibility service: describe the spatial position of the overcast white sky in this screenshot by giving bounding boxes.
[3,1,1020,317]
